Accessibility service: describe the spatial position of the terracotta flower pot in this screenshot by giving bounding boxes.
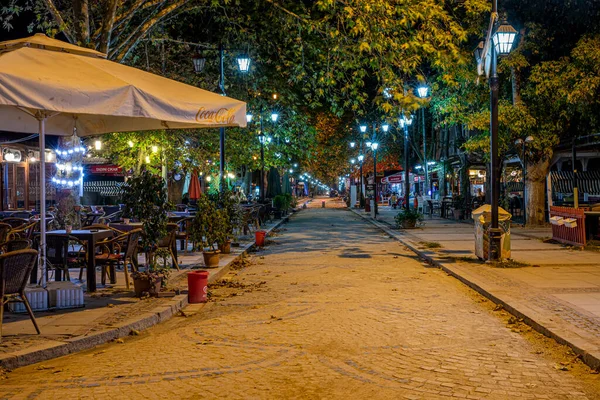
[218,240,232,254]
[203,250,221,267]
[133,276,162,297]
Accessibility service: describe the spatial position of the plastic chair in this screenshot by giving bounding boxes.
[0,249,40,342]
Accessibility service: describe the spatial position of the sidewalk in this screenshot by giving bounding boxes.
[351,206,600,370]
[0,214,292,370]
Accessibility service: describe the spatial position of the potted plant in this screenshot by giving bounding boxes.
[272,195,285,219]
[121,170,171,296]
[216,189,236,254]
[190,195,226,267]
[394,209,424,229]
[452,195,465,220]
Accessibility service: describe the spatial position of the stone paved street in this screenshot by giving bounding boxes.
[1,201,599,399]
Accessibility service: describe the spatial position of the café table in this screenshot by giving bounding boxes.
[110,222,143,232]
[45,229,113,292]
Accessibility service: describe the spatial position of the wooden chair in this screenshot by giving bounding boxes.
[95,229,141,289]
[0,249,40,342]
[156,223,180,270]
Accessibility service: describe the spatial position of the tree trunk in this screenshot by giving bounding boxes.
[511,67,521,105]
[72,0,90,46]
[525,158,551,226]
[98,0,119,54]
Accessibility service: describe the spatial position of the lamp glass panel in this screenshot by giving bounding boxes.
[494,32,517,55]
[237,56,251,72]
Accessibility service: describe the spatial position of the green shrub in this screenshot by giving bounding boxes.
[394,209,424,229]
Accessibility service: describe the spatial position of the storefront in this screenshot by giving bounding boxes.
[81,164,125,206]
[468,167,487,197]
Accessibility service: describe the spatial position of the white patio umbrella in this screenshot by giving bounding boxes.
[0,34,247,287]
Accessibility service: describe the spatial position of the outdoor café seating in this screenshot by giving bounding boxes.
[156,223,180,270]
[0,249,40,342]
[95,229,142,289]
[0,238,32,253]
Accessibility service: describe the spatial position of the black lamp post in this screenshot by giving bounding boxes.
[475,1,518,261]
[247,109,277,202]
[515,136,534,225]
[417,85,430,196]
[400,115,414,210]
[192,46,250,193]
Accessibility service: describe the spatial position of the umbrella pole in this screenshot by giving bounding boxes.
[37,116,47,288]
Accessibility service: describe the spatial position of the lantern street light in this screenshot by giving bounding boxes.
[400,115,414,209]
[191,44,250,193]
[475,0,518,260]
[250,107,280,201]
[350,142,356,148]
[515,135,534,225]
[359,125,367,134]
[417,85,430,195]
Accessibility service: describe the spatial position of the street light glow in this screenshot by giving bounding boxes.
[359,125,367,133]
[271,113,279,122]
[381,124,389,133]
[246,113,253,123]
[237,54,251,72]
[493,22,518,55]
[417,86,429,98]
[350,142,356,148]
[371,142,379,151]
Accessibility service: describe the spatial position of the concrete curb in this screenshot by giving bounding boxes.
[0,216,291,371]
[348,208,600,371]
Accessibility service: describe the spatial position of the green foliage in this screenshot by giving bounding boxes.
[394,209,424,229]
[121,170,170,254]
[189,196,228,252]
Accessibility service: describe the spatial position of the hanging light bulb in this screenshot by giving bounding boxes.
[152,145,158,153]
[145,155,150,163]
[94,140,102,150]
[128,140,134,148]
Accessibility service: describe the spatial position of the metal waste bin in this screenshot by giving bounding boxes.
[472,205,512,260]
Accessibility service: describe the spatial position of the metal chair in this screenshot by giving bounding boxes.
[156,223,180,270]
[43,235,87,282]
[0,249,40,342]
[95,229,141,289]
[175,217,194,254]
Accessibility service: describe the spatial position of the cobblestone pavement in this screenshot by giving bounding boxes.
[1,202,599,399]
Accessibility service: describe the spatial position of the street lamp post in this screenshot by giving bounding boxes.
[475,0,518,260]
[192,45,250,193]
[400,115,413,210]
[417,85,429,195]
[371,141,379,217]
[515,136,534,225]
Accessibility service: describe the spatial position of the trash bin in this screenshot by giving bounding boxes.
[472,205,511,260]
[188,270,209,303]
[255,230,267,246]
[322,200,326,208]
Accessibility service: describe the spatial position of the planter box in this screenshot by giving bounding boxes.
[563,218,578,228]
[550,216,564,225]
